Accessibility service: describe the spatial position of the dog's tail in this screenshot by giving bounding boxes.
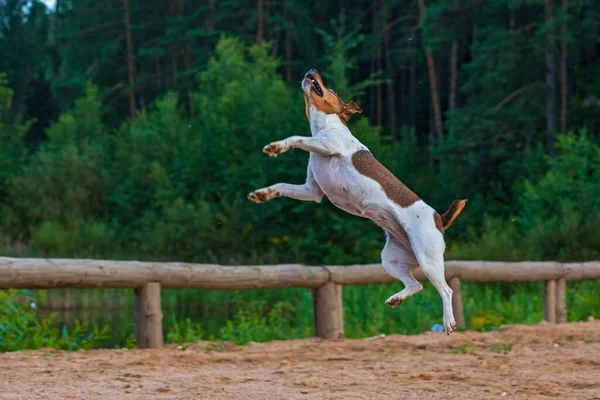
[440,199,467,230]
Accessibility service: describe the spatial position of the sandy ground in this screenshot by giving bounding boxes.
[1,321,600,400]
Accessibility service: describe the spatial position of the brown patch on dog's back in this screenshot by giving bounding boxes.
[351,150,420,208]
[433,212,444,234]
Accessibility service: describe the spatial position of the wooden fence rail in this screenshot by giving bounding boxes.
[1,258,599,348]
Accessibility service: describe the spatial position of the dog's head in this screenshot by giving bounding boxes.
[301,69,362,125]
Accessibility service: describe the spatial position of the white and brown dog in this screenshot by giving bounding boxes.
[248,69,466,334]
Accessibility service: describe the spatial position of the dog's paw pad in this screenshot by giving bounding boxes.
[385,295,403,308]
[444,320,457,335]
[248,188,278,203]
[263,142,284,157]
[248,191,266,203]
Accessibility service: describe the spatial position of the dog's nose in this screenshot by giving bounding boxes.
[306,68,318,77]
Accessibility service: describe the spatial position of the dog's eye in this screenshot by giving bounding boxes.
[329,89,335,94]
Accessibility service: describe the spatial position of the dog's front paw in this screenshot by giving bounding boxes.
[248,187,278,203]
[263,141,289,157]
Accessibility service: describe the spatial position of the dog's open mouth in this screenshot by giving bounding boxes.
[310,78,324,97]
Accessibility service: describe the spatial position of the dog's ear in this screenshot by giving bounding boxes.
[343,100,363,115]
[339,100,362,124]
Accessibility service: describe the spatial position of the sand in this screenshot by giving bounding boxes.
[1,321,600,400]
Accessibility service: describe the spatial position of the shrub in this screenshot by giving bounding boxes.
[0,289,109,352]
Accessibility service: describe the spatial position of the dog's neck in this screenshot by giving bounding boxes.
[308,105,345,136]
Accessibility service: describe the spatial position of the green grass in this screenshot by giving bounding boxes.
[490,343,513,353]
[20,279,599,350]
[450,340,475,354]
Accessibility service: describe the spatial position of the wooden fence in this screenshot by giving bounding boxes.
[1,257,599,348]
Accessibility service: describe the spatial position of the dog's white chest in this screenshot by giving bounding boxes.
[307,112,397,219]
[310,153,383,218]
[311,156,355,202]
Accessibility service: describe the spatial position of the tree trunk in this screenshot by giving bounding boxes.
[509,9,515,31]
[156,59,162,92]
[169,0,179,90]
[417,0,443,142]
[409,46,416,129]
[369,5,378,124]
[428,105,434,172]
[170,0,195,118]
[449,39,458,111]
[383,15,398,146]
[181,54,195,118]
[545,0,557,148]
[181,47,195,119]
[369,57,377,124]
[51,0,61,78]
[377,52,383,128]
[205,0,215,33]
[267,0,277,56]
[284,1,293,82]
[399,61,406,128]
[178,1,195,118]
[472,23,477,60]
[171,45,178,90]
[123,0,136,119]
[375,0,383,129]
[560,0,568,133]
[257,0,264,45]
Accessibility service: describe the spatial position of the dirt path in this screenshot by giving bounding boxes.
[1,321,600,400]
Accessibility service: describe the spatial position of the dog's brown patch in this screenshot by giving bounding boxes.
[351,150,420,208]
[433,212,444,234]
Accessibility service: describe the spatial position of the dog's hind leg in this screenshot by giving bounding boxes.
[381,234,423,308]
[409,230,456,334]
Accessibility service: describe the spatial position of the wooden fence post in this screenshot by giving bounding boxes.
[556,278,567,323]
[313,282,343,340]
[543,280,557,323]
[134,282,163,348]
[448,277,466,330]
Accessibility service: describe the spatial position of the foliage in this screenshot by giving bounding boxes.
[5,278,598,351]
[0,37,394,264]
[568,281,600,321]
[2,83,114,256]
[0,0,599,350]
[0,1,597,263]
[166,318,205,345]
[453,131,600,262]
[0,289,109,352]
[0,73,31,200]
[469,310,504,332]
[219,300,309,345]
[316,12,384,102]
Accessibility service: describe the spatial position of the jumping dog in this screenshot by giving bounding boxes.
[248,69,467,334]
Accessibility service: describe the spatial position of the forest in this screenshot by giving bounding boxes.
[0,0,599,348]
